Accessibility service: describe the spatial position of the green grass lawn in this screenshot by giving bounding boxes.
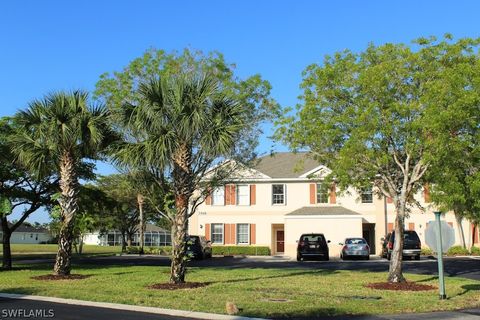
[0,244,122,255]
[0,263,479,318]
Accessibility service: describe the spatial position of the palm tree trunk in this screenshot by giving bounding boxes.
[138,194,145,254]
[1,217,12,270]
[53,151,79,276]
[170,144,192,284]
[387,202,406,283]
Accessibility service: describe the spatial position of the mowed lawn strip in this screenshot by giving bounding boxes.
[0,263,479,318]
[0,244,123,255]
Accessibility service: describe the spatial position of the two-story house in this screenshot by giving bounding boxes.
[188,152,479,258]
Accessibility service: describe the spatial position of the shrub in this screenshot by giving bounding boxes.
[421,247,433,256]
[212,246,270,256]
[126,246,172,255]
[126,246,140,254]
[447,245,470,256]
[470,246,480,256]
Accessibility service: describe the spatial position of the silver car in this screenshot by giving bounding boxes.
[340,237,370,260]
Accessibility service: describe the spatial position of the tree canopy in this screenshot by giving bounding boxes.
[276,35,480,282]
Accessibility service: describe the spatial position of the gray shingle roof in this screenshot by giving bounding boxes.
[253,152,321,178]
[286,206,361,216]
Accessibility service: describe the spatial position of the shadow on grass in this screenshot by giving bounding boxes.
[455,283,480,298]
[244,307,373,320]
[207,268,338,285]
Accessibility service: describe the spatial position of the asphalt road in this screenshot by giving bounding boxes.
[0,297,193,320]
[54,255,480,281]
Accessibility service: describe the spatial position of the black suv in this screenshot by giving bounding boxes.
[297,233,331,261]
[381,230,421,260]
[186,235,212,259]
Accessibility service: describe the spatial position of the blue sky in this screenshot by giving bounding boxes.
[1,1,479,222]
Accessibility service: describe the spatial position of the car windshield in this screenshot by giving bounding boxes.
[345,238,366,245]
[301,235,325,242]
[390,232,420,242]
[187,236,199,244]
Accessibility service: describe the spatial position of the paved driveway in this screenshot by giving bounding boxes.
[36,255,480,281]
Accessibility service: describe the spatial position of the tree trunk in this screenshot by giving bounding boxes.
[78,236,84,255]
[454,212,466,249]
[127,233,133,247]
[53,151,79,276]
[169,143,192,284]
[387,203,406,283]
[1,217,12,270]
[121,231,127,252]
[170,207,188,284]
[138,194,145,254]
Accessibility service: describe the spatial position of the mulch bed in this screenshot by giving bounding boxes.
[365,281,436,291]
[148,282,210,290]
[31,274,91,281]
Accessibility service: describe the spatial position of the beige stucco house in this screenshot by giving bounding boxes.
[188,152,480,258]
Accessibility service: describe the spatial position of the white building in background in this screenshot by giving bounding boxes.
[188,152,479,258]
[83,224,171,246]
[0,223,52,244]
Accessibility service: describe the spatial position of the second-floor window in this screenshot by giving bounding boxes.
[212,186,225,205]
[316,183,329,204]
[237,185,250,206]
[272,184,285,205]
[361,187,373,203]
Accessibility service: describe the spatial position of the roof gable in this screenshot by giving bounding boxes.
[253,152,322,178]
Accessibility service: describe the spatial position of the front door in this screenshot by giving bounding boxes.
[276,230,285,253]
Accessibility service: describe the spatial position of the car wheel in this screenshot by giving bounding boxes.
[296,254,302,262]
[323,255,329,261]
[415,255,420,261]
[387,253,391,261]
[365,255,370,260]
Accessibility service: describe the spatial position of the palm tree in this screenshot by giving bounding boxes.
[11,91,117,275]
[114,72,245,284]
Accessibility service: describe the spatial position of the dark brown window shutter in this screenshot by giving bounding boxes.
[250,224,256,244]
[329,183,336,204]
[224,223,231,244]
[205,224,211,241]
[309,183,316,204]
[387,223,394,233]
[424,184,431,203]
[205,189,212,205]
[250,185,256,205]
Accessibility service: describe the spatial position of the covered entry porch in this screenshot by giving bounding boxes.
[283,206,364,258]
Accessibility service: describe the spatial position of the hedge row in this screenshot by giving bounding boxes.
[446,245,480,256]
[212,246,271,256]
[125,245,271,256]
[126,246,172,255]
[421,245,480,256]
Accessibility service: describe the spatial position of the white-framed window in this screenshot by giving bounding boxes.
[237,185,250,206]
[316,183,329,204]
[211,224,224,244]
[361,187,373,203]
[212,186,225,205]
[237,224,250,244]
[272,184,285,205]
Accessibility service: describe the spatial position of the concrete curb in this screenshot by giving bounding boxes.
[0,293,265,320]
